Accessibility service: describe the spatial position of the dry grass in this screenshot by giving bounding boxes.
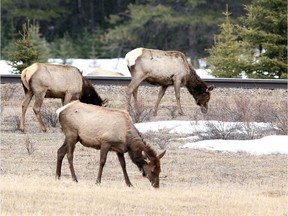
[0,83,287,215]
[1,175,286,216]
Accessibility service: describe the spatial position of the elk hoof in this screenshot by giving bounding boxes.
[201,107,208,114]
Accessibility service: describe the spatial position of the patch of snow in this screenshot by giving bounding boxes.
[135,120,287,155]
[180,135,288,155]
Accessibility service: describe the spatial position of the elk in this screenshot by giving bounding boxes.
[125,48,214,116]
[20,63,107,132]
[87,68,125,76]
[56,101,166,188]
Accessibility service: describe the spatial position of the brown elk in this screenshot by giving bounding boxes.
[56,101,166,188]
[125,48,214,116]
[20,63,107,132]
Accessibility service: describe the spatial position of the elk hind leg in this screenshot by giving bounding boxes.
[56,140,68,180]
[117,152,133,187]
[66,137,78,182]
[20,90,33,132]
[33,91,47,132]
[126,75,146,111]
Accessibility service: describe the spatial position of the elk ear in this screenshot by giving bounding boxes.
[142,151,151,163]
[102,98,109,107]
[158,150,166,159]
[207,85,215,92]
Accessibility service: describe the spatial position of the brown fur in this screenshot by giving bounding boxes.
[20,63,107,132]
[56,101,166,188]
[125,48,214,116]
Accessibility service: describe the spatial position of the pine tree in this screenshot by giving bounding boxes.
[29,22,50,63]
[51,32,75,64]
[206,5,253,78]
[238,0,287,79]
[9,21,38,74]
[8,20,50,74]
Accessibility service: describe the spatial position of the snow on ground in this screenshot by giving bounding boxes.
[135,120,270,134]
[180,136,288,155]
[0,61,14,74]
[0,59,214,78]
[134,121,288,155]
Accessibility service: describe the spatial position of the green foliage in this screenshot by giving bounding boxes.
[206,6,254,78]
[103,1,227,61]
[238,0,287,78]
[74,28,105,59]
[8,21,39,74]
[206,0,287,79]
[2,0,252,62]
[29,22,50,62]
[50,32,75,64]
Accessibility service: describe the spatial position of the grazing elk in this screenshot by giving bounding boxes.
[87,68,125,76]
[56,101,166,188]
[20,63,107,132]
[125,48,214,116]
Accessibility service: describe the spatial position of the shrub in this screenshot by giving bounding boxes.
[128,97,152,123]
[25,135,35,155]
[40,108,59,128]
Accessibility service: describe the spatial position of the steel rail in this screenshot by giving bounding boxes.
[0,74,287,89]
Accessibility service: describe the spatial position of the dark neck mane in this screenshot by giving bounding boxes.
[126,127,157,172]
[185,65,208,99]
[80,77,104,105]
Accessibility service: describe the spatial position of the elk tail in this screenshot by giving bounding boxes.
[21,68,30,94]
[21,63,39,94]
[125,48,143,67]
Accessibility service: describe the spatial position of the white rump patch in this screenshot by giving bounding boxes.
[56,100,79,118]
[125,48,143,67]
[21,63,40,90]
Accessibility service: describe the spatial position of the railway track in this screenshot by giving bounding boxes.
[0,74,287,89]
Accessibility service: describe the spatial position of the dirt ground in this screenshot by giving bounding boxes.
[0,83,287,215]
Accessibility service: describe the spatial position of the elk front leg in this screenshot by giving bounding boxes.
[173,80,184,115]
[63,93,73,105]
[117,153,133,187]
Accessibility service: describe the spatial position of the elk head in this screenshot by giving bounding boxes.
[142,150,166,188]
[196,86,214,113]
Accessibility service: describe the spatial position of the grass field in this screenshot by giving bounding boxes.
[1,83,287,215]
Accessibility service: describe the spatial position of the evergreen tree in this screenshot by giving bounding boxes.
[8,21,39,74]
[238,0,287,79]
[51,32,75,64]
[29,22,50,62]
[74,28,104,58]
[205,5,253,78]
